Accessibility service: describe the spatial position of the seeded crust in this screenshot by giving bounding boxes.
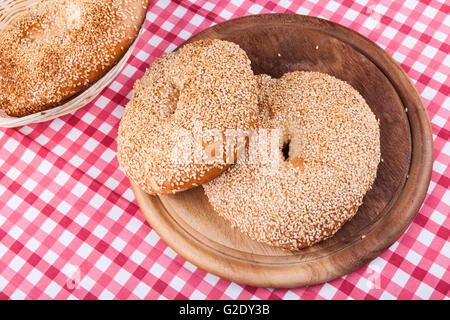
[117,39,259,195]
[0,0,149,117]
[204,71,381,250]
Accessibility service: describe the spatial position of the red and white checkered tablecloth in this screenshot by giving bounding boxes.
[0,0,448,300]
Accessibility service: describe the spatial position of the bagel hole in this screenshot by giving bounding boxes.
[169,87,180,117]
[282,140,290,161]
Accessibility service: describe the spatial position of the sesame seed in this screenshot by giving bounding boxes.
[0,0,148,117]
[204,71,381,250]
[117,39,259,194]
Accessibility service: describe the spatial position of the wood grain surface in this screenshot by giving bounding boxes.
[130,14,433,288]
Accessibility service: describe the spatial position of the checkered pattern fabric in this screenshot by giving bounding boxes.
[0,0,448,300]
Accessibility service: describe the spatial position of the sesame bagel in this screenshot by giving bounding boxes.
[204,71,381,250]
[0,0,149,117]
[117,39,259,195]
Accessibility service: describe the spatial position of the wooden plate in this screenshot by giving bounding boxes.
[130,14,433,288]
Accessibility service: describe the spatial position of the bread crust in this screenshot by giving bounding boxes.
[0,0,149,117]
[117,39,259,195]
[204,72,381,250]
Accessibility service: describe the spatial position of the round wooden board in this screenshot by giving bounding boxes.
[130,14,433,288]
